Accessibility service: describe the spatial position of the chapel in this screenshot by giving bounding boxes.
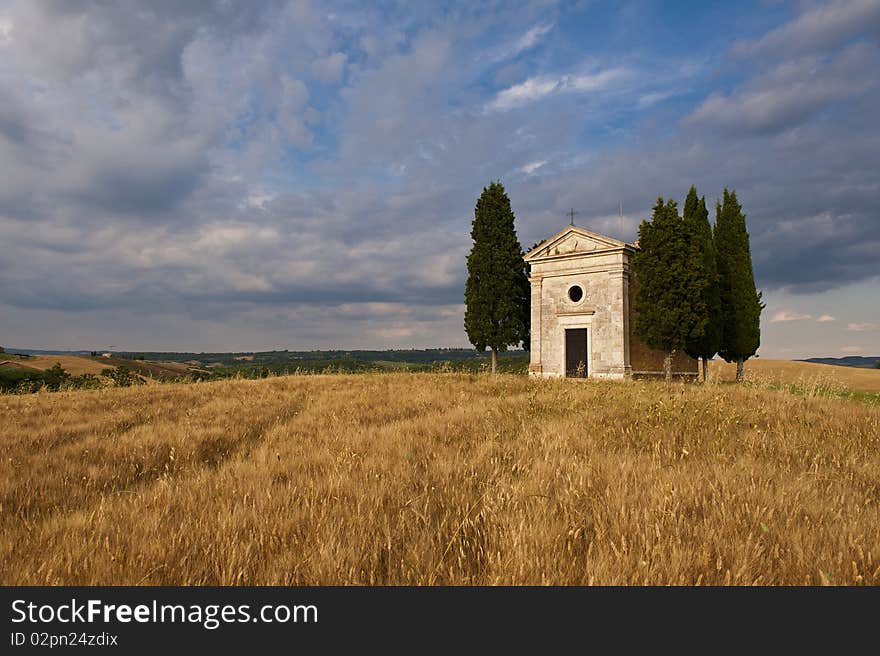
[523,225,698,378]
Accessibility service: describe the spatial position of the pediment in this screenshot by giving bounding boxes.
[524,225,631,261]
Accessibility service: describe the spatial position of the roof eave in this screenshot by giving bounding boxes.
[524,243,635,263]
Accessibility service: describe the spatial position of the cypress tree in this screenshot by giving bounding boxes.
[715,189,763,381]
[633,197,707,381]
[464,181,530,373]
[683,186,723,381]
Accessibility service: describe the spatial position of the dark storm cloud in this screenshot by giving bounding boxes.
[7,0,276,84]
[0,1,290,222]
[63,141,210,215]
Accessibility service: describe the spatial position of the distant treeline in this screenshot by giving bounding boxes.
[802,356,880,370]
[116,348,524,368]
[196,353,529,379]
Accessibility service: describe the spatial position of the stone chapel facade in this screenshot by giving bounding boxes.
[524,225,698,379]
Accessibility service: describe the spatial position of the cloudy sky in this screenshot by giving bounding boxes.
[0,0,877,357]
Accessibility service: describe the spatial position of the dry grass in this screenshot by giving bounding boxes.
[710,358,880,393]
[1,372,878,585]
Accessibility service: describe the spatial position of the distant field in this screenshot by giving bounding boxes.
[0,351,530,392]
[97,356,191,380]
[711,358,880,394]
[0,353,192,380]
[4,354,109,376]
[2,369,878,585]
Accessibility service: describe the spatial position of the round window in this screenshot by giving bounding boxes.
[568,285,584,303]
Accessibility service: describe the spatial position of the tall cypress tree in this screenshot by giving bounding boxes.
[633,197,707,381]
[464,181,529,373]
[715,189,763,381]
[683,186,722,381]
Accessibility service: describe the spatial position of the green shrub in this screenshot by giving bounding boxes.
[101,366,140,387]
[63,374,104,391]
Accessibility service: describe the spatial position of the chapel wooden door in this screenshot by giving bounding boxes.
[565,328,588,377]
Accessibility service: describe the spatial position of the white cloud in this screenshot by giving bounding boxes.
[847,322,879,331]
[568,71,624,92]
[770,310,813,322]
[311,51,347,83]
[519,160,546,175]
[816,314,836,322]
[637,91,674,109]
[686,45,874,135]
[487,68,625,111]
[240,189,277,210]
[488,75,559,111]
[732,0,880,59]
[192,224,279,254]
[511,23,553,56]
[489,22,553,62]
[840,345,863,353]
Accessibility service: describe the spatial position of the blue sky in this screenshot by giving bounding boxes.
[0,0,878,357]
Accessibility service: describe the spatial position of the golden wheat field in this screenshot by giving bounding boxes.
[3,354,109,376]
[710,358,880,393]
[1,365,879,585]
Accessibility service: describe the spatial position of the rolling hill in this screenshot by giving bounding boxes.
[801,356,880,369]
